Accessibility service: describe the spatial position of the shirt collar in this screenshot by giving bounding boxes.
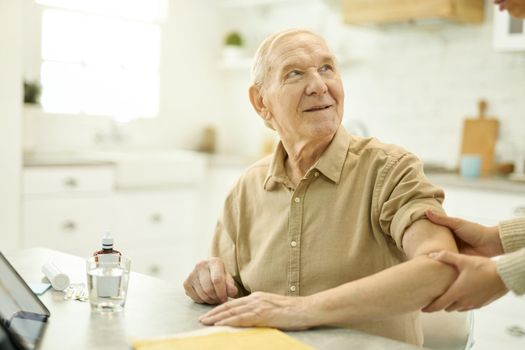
[263,141,290,191]
[263,126,351,191]
[314,126,351,184]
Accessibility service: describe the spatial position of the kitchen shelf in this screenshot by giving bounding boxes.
[341,0,484,25]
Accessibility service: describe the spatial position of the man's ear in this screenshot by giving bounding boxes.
[249,85,269,119]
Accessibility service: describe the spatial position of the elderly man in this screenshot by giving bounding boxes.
[184,29,458,346]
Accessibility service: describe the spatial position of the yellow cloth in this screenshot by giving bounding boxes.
[132,328,313,350]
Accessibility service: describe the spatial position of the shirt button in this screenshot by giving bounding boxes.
[314,172,319,177]
[290,240,297,247]
[294,197,300,203]
[290,285,296,292]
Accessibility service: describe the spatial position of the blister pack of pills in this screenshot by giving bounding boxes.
[63,283,88,302]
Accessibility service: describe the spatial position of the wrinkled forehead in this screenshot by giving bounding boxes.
[267,33,335,70]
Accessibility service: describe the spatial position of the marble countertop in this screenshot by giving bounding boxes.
[22,151,257,168]
[6,248,424,350]
[427,173,525,194]
[22,151,525,194]
[24,157,114,167]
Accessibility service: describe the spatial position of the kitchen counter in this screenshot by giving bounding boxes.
[23,151,260,169]
[23,152,525,194]
[427,173,525,194]
[205,153,262,168]
[6,248,425,350]
[24,153,114,167]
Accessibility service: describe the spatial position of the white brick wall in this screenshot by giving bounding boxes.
[22,0,525,164]
[220,0,525,165]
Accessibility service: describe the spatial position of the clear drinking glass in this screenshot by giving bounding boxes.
[86,256,131,312]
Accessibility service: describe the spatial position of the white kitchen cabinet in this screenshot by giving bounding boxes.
[470,293,525,350]
[113,188,202,284]
[22,166,115,257]
[122,237,199,285]
[439,185,525,350]
[200,161,248,245]
[22,152,209,284]
[23,166,114,195]
[23,195,114,257]
[442,187,525,226]
[114,189,198,243]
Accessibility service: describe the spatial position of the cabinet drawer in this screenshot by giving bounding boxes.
[22,196,114,256]
[114,189,199,242]
[472,293,525,350]
[122,238,201,284]
[24,166,114,195]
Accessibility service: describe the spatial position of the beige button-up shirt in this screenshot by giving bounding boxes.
[211,126,445,345]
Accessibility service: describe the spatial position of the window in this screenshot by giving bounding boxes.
[37,0,167,121]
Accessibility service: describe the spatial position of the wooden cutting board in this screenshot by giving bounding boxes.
[460,100,499,177]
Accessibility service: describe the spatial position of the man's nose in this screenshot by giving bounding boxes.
[305,73,328,96]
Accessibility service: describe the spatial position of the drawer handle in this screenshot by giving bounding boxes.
[63,177,78,188]
[62,220,77,232]
[507,325,525,337]
[513,206,525,217]
[148,265,161,275]
[150,213,163,223]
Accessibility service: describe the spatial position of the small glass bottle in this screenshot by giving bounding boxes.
[93,231,121,263]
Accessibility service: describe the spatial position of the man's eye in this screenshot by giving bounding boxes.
[319,64,334,73]
[286,70,302,79]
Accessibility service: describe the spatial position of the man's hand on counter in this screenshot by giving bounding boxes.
[199,291,315,330]
[183,257,238,304]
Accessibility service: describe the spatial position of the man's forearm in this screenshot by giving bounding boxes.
[306,255,457,326]
[305,219,459,326]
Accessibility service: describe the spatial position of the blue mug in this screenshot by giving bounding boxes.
[460,154,482,179]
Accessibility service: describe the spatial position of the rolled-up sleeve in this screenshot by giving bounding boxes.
[375,153,445,250]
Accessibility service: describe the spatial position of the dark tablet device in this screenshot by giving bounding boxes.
[0,252,50,350]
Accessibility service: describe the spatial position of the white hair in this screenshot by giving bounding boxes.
[250,28,330,88]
